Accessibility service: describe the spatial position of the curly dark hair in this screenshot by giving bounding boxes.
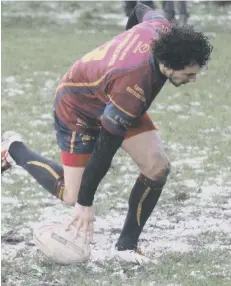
[152,25,213,70]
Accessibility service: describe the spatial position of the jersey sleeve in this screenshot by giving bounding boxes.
[126,3,167,30]
[142,9,167,22]
[101,69,151,136]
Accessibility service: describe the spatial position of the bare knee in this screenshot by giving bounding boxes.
[140,152,171,181]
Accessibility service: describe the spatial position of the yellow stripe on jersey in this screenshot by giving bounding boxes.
[108,94,137,118]
[27,161,60,179]
[56,70,112,94]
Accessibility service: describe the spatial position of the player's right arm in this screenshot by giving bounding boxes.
[68,125,124,240]
[76,70,150,207]
[126,2,167,30]
[69,70,151,239]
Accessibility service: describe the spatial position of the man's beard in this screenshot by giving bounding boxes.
[168,77,182,87]
[169,76,189,87]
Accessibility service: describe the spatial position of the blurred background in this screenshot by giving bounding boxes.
[1,1,231,31]
[2,2,231,286]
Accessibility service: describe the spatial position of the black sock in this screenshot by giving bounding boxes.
[116,173,166,250]
[9,142,64,200]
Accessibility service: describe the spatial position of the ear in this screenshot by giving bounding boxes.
[159,63,166,75]
[159,63,172,77]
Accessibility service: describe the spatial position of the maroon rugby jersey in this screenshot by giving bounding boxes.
[54,11,170,136]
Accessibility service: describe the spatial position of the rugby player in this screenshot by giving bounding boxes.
[1,3,212,263]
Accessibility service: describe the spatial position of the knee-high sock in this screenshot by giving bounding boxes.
[116,173,166,250]
[9,142,64,200]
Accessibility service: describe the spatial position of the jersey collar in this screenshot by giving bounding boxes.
[149,53,167,81]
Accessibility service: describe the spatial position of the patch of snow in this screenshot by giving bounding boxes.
[172,157,207,168]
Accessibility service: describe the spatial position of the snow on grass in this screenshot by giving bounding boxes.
[171,157,207,169]
[182,179,198,188]
[2,3,231,284]
[2,175,227,267]
[2,117,229,267]
[30,120,49,127]
[167,105,184,112]
[40,113,53,120]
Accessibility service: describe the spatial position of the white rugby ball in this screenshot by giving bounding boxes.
[33,223,90,264]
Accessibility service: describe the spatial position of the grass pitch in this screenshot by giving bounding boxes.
[1,2,231,286]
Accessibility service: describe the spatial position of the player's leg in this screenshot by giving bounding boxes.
[1,131,66,200]
[1,115,96,205]
[176,1,189,26]
[116,113,171,250]
[60,152,93,205]
[54,112,97,204]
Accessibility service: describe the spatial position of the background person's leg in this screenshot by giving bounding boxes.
[162,0,175,21]
[176,1,189,25]
[124,1,137,17]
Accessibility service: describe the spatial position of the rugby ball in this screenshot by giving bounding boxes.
[33,223,90,264]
